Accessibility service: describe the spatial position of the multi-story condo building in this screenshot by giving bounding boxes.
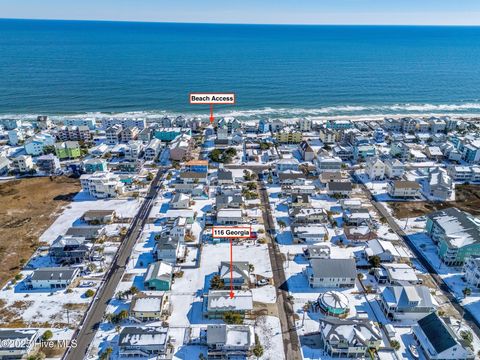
[105,124,123,145]
[426,207,480,266]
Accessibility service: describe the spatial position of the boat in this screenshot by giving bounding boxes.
[409,344,419,359]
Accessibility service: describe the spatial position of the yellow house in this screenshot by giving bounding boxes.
[129,293,170,322]
[275,131,303,144]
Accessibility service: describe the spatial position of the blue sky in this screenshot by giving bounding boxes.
[1,0,480,25]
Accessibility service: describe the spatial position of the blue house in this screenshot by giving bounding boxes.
[218,261,250,289]
[258,119,271,133]
[83,158,108,173]
[154,127,191,142]
[374,128,385,143]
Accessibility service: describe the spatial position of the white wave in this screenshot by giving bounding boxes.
[2,102,480,121]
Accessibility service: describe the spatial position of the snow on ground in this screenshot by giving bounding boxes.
[40,197,142,244]
[256,316,285,360]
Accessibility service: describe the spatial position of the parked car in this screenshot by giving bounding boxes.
[257,279,269,286]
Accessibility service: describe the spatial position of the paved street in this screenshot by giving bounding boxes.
[64,169,165,359]
[257,178,302,360]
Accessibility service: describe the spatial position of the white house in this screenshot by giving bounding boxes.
[80,171,124,198]
[13,155,34,173]
[463,256,480,288]
[384,158,405,179]
[387,180,421,198]
[0,329,39,359]
[26,267,79,290]
[216,209,244,225]
[379,285,436,321]
[366,157,385,180]
[305,258,356,288]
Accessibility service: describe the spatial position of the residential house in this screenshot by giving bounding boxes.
[64,118,96,129]
[463,256,480,288]
[366,157,385,180]
[144,261,174,291]
[447,165,473,182]
[118,327,170,358]
[376,263,420,285]
[83,158,108,173]
[120,126,139,142]
[82,210,116,224]
[379,285,436,321]
[316,156,343,173]
[169,193,190,210]
[426,207,480,266]
[299,141,315,161]
[291,194,310,208]
[0,157,10,175]
[275,129,302,144]
[326,120,353,130]
[124,140,144,159]
[413,313,474,360]
[169,133,193,161]
[57,126,90,142]
[319,128,337,144]
[275,158,300,173]
[65,225,105,241]
[387,180,421,198]
[217,169,234,185]
[290,207,327,225]
[206,324,255,359]
[13,155,34,173]
[215,194,243,211]
[384,158,405,179]
[423,167,453,201]
[305,258,356,288]
[203,290,253,319]
[364,239,402,262]
[36,154,61,174]
[218,261,250,289]
[129,293,170,322]
[316,318,381,358]
[24,133,56,155]
[299,118,312,131]
[50,235,89,264]
[55,141,81,159]
[0,329,39,359]
[278,171,306,186]
[105,124,122,145]
[327,181,352,196]
[216,209,244,225]
[26,267,80,290]
[332,145,353,161]
[154,236,181,264]
[80,171,124,198]
[353,144,376,161]
[292,225,329,244]
[144,138,163,161]
[303,245,331,259]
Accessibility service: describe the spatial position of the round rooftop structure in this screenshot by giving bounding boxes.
[319,291,350,317]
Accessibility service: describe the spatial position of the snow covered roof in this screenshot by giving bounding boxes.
[427,207,480,248]
[207,290,253,311]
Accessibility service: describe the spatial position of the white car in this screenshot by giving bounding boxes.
[257,279,269,286]
[79,281,95,288]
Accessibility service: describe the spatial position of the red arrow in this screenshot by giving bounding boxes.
[229,238,234,299]
[209,104,214,124]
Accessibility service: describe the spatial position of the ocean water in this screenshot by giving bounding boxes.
[1,19,480,119]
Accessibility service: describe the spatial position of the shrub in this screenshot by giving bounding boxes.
[389,339,400,351]
[42,330,53,341]
[84,289,95,298]
[223,311,243,324]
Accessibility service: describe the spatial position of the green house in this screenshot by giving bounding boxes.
[426,207,480,266]
[144,261,173,291]
[55,141,81,159]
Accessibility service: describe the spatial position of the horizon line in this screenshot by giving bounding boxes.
[1,17,480,27]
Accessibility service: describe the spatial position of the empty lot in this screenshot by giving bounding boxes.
[0,176,80,286]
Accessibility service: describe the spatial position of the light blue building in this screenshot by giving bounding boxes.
[354,144,376,161]
[154,127,191,142]
[83,158,108,173]
[326,120,353,130]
